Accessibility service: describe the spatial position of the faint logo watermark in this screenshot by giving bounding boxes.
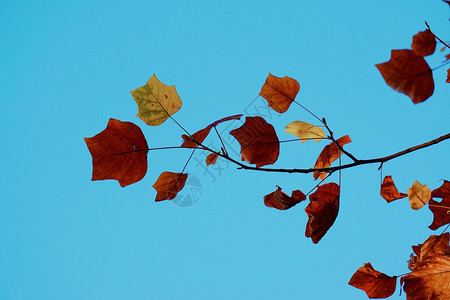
[171,173,202,207]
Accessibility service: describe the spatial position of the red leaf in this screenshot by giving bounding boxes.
[401,255,450,300]
[348,262,397,299]
[264,186,306,210]
[259,73,300,113]
[380,175,407,203]
[313,135,352,180]
[376,49,434,104]
[445,54,450,62]
[408,233,450,271]
[411,31,436,57]
[152,172,188,202]
[181,114,242,148]
[446,68,450,83]
[428,180,450,230]
[206,153,219,166]
[304,183,340,243]
[230,116,279,167]
[84,118,148,187]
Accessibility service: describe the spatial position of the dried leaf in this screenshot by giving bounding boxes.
[206,153,219,166]
[408,233,450,271]
[152,172,188,202]
[284,121,326,143]
[411,31,436,57]
[313,135,352,180]
[376,49,434,104]
[380,175,408,203]
[84,118,148,187]
[259,73,300,113]
[408,180,431,210]
[304,183,340,243]
[230,116,279,167]
[401,255,450,300]
[181,114,243,148]
[447,69,450,83]
[429,180,450,230]
[445,54,450,62]
[264,186,306,210]
[348,263,397,299]
[131,74,182,126]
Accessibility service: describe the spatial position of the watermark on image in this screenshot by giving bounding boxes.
[171,173,202,207]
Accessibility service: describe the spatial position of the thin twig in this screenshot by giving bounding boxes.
[425,21,450,50]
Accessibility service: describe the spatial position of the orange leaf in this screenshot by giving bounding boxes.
[84,118,148,187]
[152,172,188,202]
[380,175,407,203]
[259,73,300,113]
[348,262,397,299]
[181,114,242,148]
[401,255,450,300]
[304,183,340,243]
[313,135,351,180]
[445,54,450,62]
[429,180,450,230]
[230,116,279,167]
[264,186,306,210]
[206,153,219,166]
[408,233,450,271]
[411,31,436,57]
[376,49,434,104]
[407,180,431,210]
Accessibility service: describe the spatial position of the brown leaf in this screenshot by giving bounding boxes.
[206,153,219,166]
[408,180,431,210]
[445,54,450,62]
[411,31,437,57]
[376,49,434,104]
[84,118,148,187]
[230,116,279,167]
[259,73,300,113]
[446,68,450,83]
[401,255,450,300]
[380,175,408,203]
[181,114,243,148]
[264,186,306,210]
[152,172,188,202]
[348,262,397,299]
[313,135,352,180]
[304,183,340,243]
[429,180,450,230]
[408,233,450,271]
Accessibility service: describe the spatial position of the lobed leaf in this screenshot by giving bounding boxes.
[84,118,148,187]
[259,73,300,113]
[230,116,279,168]
[304,183,340,244]
[429,180,450,230]
[263,186,306,210]
[376,49,434,104]
[401,255,450,300]
[284,121,325,143]
[407,180,431,210]
[380,175,407,203]
[131,74,182,126]
[152,172,188,202]
[348,263,397,299]
[408,233,450,271]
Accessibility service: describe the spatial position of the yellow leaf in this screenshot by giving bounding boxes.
[407,180,431,210]
[130,74,182,126]
[284,121,325,143]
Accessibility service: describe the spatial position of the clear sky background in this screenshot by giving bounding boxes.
[1,0,449,299]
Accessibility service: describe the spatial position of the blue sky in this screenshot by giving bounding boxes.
[1,0,449,299]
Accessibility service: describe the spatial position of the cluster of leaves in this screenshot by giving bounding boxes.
[350,181,450,299]
[84,22,450,298]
